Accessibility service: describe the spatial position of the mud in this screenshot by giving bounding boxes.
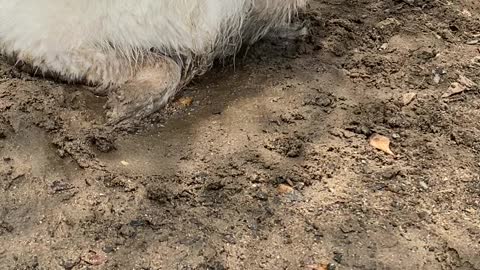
[1,0,480,269]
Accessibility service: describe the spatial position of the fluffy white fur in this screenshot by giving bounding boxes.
[0,0,307,122]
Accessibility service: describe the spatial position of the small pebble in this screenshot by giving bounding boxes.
[277,184,294,195]
[433,73,441,84]
[419,181,429,190]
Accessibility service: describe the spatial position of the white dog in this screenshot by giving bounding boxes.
[0,0,307,123]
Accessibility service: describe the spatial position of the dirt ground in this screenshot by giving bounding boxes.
[1,0,480,269]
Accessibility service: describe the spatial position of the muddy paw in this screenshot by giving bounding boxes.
[105,88,156,125]
[86,83,116,97]
[103,57,182,125]
[266,22,309,40]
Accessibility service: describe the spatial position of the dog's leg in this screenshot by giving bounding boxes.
[105,56,182,124]
[11,48,183,123]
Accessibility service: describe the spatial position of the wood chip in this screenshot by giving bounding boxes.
[369,134,394,155]
[442,82,467,98]
[401,92,417,106]
[442,74,477,98]
[458,74,477,88]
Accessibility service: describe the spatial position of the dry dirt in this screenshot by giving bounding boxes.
[1,0,480,269]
